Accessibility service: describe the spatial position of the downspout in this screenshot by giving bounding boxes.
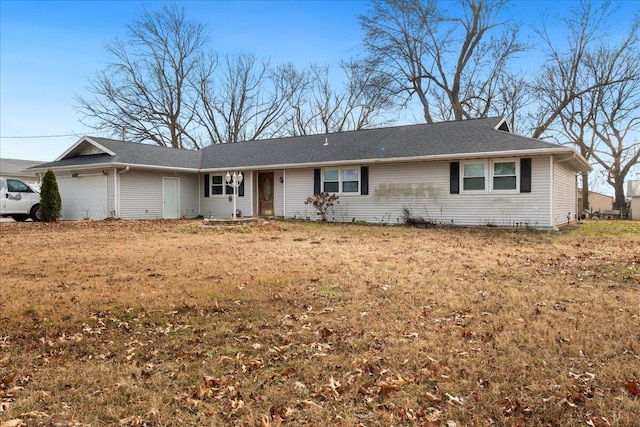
[116,166,130,218]
[550,157,556,230]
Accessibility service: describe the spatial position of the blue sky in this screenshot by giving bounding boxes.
[1,0,638,163]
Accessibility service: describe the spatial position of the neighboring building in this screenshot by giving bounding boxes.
[578,189,614,215]
[628,180,640,220]
[0,158,44,186]
[28,117,591,229]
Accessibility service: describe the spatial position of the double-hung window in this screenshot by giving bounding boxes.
[323,168,359,194]
[492,161,517,190]
[211,175,224,195]
[463,163,486,191]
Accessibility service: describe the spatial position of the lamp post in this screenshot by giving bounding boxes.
[225,171,243,220]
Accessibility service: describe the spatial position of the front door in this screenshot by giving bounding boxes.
[163,177,180,219]
[258,172,274,216]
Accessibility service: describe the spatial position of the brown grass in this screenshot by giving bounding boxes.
[0,219,639,427]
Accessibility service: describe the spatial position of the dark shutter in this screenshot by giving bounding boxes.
[520,158,532,193]
[239,178,245,197]
[361,166,369,195]
[314,169,321,194]
[450,162,460,194]
[204,174,210,197]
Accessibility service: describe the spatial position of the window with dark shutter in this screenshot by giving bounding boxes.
[520,158,532,193]
[361,166,369,195]
[450,162,460,194]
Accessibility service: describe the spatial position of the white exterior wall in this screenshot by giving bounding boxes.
[284,156,554,227]
[552,161,578,227]
[200,172,254,219]
[629,181,640,220]
[119,170,199,219]
[106,170,116,217]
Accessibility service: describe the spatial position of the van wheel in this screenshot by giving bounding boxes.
[30,204,43,222]
[11,215,29,222]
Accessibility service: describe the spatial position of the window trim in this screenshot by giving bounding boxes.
[209,173,244,197]
[460,158,520,194]
[461,161,487,193]
[491,159,519,192]
[322,167,361,195]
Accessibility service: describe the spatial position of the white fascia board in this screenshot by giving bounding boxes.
[30,162,199,174]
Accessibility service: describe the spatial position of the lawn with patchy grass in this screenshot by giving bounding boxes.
[1,219,639,426]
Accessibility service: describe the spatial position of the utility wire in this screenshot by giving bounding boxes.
[0,134,81,139]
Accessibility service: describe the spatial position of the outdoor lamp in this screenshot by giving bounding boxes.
[226,171,231,184]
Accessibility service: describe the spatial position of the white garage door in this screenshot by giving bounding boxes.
[57,175,108,220]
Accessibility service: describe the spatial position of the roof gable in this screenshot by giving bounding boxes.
[56,136,116,161]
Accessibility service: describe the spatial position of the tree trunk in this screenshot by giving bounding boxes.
[581,173,590,213]
[613,178,626,215]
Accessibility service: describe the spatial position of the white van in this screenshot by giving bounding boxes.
[0,177,42,221]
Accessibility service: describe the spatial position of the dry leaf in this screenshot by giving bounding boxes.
[1,421,25,427]
[624,379,639,396]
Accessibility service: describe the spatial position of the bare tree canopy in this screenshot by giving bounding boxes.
[76,5,208,149]
[284,61,395,136]
[360,0,525,122]
[195,53,302,143]
[76,5,393,148]
[531,0,640,211]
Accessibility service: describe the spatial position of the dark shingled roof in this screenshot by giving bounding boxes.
[30,117,580,171]
[199,117,563,170]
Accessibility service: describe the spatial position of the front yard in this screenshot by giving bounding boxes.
[1,219,639,426]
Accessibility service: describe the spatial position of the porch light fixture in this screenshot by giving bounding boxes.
[225,171,243,220]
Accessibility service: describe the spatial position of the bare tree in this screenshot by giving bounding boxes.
[196,54,304,143]
[532,1,640,211]
[586,43,640,212]
[76,5,208,149]
[360,0,525,122]
[285,61,394,135]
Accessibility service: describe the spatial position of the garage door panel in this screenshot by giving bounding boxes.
[57,175,108,220]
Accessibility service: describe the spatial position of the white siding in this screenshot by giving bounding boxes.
[631,197,640,220]
[56,173,108,220]
[179,173,199,218]
[106,169,115,217]
[200,172,254,219]
[284,156,554,227]
[120,170,199,219]
[553,161,578,227]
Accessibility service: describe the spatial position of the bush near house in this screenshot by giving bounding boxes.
[40,169,61,222]
[305,192,339,221]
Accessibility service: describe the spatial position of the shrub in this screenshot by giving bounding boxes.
[40,169,62,222]
[401,207,434,228]
[304,192,339,221]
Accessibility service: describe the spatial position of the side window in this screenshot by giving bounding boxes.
[211,175,223,195]
[323,169,339,193]
[7,179,30,193]
[463,163,486,191]
[493,161,517,190]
